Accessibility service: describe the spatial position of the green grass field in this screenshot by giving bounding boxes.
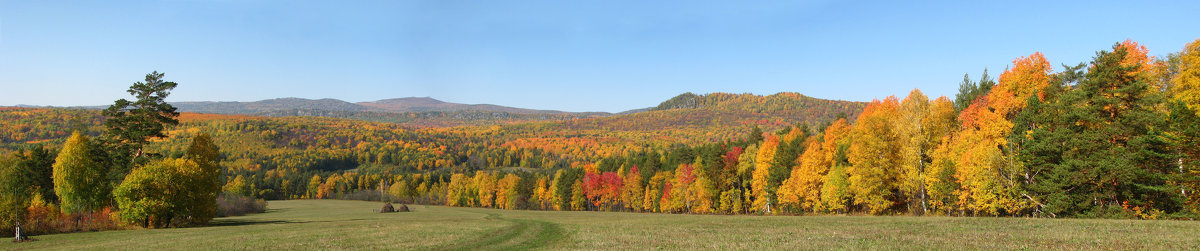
[4,200,1199,250]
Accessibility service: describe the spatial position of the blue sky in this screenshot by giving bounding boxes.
[2,1,1198,113]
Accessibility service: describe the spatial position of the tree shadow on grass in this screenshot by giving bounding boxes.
[205,217,372,227]
[262,208,289,214]
[207,219,303,227]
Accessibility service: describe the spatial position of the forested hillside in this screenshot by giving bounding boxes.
[3,38,1199,227]
[1,91,863,201]
[169,97,610,128]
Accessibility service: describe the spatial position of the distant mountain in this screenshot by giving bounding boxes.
[500,92,868,146]
[617,107,653,115]
[161,93,862,132]
[171,97,595,115]
[356,97,575,114]
[172,98,366,114]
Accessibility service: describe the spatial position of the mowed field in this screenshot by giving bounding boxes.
[4,200,1200,250]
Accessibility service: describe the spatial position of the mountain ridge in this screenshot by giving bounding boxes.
[171,97,591,115]
[356,97,579,114]
[11,92,865,129]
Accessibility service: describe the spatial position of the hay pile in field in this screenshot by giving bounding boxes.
[379,203,411,213]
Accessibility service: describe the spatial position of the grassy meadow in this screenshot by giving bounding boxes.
[3,199,1199,250]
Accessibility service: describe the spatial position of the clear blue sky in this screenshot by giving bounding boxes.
[2,1,1198,113]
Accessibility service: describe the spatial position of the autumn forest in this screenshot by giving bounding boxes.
[3,38,1200,237]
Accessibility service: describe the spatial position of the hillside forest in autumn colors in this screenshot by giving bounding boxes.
[4,38,1200,238]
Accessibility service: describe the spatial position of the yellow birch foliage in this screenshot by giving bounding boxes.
[943,52,1052,215]
[820,163,851,213]
[847,97,901,214]
[533,177,549,210]
[751,136,778,213]
[923,97,960,214]
[690,173,715,213]
[475,171,496,208]
[549,170,563,210]
[52,132,106,214]
[494,173,519,209]
[799,119,852,212]
[446,173,470,207]
[622,167,644,211]
[1173,38,1200,114]
[896,89,931,214]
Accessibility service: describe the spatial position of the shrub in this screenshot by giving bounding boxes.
[4,204,122,236]
[114,158,221,228]
[216,193,267,217]
[337,190,400,203]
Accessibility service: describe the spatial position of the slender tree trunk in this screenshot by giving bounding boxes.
[920,186,928,215]
[919,157,928,215]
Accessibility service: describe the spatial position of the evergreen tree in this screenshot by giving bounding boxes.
[22,147,58,203]
[1015,44,1181,218]
[101,71,181,184]
[954,69,998,111]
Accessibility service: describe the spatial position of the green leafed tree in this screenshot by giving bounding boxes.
[820,163,851,214]
[0,146,58,232]
[115,158,215,228]
[183,133,222,224]
[0,155,30,231]
[53,132,108,215]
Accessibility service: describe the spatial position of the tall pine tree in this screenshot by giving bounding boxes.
[101,71,181,184]
[1015,43,1181,218]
